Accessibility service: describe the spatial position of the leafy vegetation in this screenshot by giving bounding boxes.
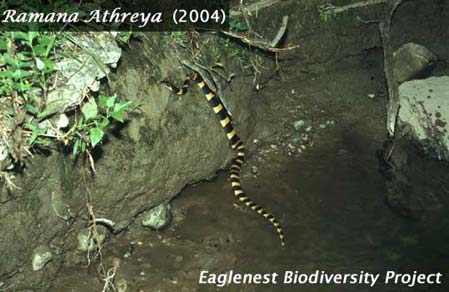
[0,29,131,181]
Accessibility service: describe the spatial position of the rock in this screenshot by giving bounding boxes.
[393,43,436,84]
[31,245,52,271]
[77,227,108,252]
[398,76,449,161]
[293,120,305,131]
[251,166,258,174]
[141,203,171,230]
[43,33,122,118]
[115,278,128,292]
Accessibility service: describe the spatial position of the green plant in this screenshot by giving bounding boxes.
[0,31,57,115]
[319,1,336,22]
[71,96,131,155]
[170,32,189,47]
[229,16,248,32]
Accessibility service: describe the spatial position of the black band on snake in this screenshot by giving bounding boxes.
[161,72,285,246]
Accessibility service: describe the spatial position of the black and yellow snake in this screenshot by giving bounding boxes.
[162,72,285,246]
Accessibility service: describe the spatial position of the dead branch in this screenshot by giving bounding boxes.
[221,30,299,53]
[379,0,408,138]
[332,0,387,14]
[270,16,289,47]
[221,15,299,53]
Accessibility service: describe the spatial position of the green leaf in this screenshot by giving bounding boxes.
[81,100,98,120]
[0,71,14,78]
[106,96,116,108]
[29,128,39,144]
[44,37,55,57]
[99,95,108,108]
[25,103,38,114]
[73,140,79,156]
[0,39,7,51]
[89,127,104,148]
[13,31,29,41]
[27,31,38,45]
[37,106,58,119]
[110,111,123,123]
[81,141,86,153]
[12,69,24,79]
[35,138,51,146]
[99,117,110,129]
[16,80,31,93]
[113,101,131,113]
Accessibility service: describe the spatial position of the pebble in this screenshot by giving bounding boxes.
[116,278,128,292]
[251,166,258,174]
[77,227,108,252]
[31,245,53,271]
[293,120,305,131]
[141,203,171,230]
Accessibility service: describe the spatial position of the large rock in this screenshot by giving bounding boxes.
[398,76,449,160]
[393,43,436,84]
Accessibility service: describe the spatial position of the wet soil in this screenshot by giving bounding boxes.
[49,53,449,292]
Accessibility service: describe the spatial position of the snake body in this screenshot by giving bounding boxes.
[162,72,285,246]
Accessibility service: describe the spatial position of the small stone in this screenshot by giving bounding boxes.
[56,113,69,129]
[293,120,305,131]
[142,203,171,230]
[116,278,128,292]
[251,166,258,174]
[305,126,312,132]
[319,124,326,129]
[368,93,375,99]
[32,245,52,271]
[77,227,108,252]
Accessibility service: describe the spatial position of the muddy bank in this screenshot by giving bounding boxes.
[1,0,449,291]
[50,53,449,291]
